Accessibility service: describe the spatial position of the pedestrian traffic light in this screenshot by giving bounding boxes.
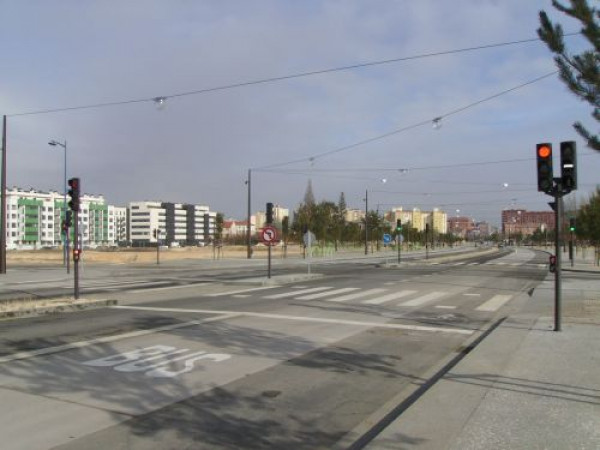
[67,177,80,212]
[536,143,553,193]
[560,141,577,193]
[569,217,576,232]
[396,219,402,232]
[266,202,274,224]
[549,255,556,273]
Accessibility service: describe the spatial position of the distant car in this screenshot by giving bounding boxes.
[498,243,504,248]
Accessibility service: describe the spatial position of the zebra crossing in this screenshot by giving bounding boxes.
[432,261,546,268]
[261,285,514,312]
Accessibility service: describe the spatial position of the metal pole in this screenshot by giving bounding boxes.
[397,233,401,264]
[246,169,252,259]
[73,209,80,299]
[64,142,70,274]
[364,189,368,255]
[554,180,562,332]
[156,229,160,265]
[268,243,272,278]
[0,115,6,274]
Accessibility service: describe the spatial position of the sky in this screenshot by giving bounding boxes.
[2,0,599,227]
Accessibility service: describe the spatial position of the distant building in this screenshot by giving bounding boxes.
[254,204,289,228]
[385,207,448,234]
[501,209,554,237]
[447,216,474,238]
[5,187,121,249]
[129,201,216,247]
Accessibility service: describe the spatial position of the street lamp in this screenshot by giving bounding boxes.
[48,139,69,272]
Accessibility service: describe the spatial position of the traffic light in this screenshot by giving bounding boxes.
[560,141,577,193]
[396,219,402,232]
[569,217,576,232]
[536,143,553,193]
[266,202,274,224]
[549,255,556,273]
[67,177,80,212]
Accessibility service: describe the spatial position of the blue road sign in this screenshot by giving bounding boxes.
[383,234,392,244]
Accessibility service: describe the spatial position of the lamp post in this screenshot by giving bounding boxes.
[246,169,252,259]
[48,139,69,273]
[1,115,7,274]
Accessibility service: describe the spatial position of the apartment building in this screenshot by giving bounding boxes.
[5,187,119,249]
[502,209,554,237]
[385,208,448,234]
[129,201,217,246]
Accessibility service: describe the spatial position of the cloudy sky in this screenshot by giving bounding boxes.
[2,0,598,226]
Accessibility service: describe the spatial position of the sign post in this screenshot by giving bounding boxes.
[260,225,278,279]
[303,230,315,275]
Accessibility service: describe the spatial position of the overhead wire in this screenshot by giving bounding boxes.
[8,32,579,117]
[255,71,559,170]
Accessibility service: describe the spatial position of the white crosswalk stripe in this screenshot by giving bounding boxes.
[326,288,387,303]
[264,286,333,299]
[362,290,417,305]
[400,291,446,307]
[261,286,515,313]
[476,294,512,312]
[296,287,360,300]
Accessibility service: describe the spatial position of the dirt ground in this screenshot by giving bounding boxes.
[7,245,305,265]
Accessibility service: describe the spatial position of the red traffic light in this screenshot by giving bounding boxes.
[537,145,551,158]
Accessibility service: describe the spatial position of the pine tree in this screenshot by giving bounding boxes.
[538,0,600,151]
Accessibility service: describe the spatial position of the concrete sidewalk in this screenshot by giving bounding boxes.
[362,257,600,449]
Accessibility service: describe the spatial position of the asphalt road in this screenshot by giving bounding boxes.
[0,248,550,449]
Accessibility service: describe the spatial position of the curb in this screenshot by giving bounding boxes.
[0,299,118,320]
[231,273,325,286]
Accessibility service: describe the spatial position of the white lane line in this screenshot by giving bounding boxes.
[467,262,479,266]
[0,313,238,364]
[476,294,513,312]
[208,286,279,297]
[435,305,456,309]
[363,290,417,305]
[111,305,474,335]
[452,262,466,266]
[130,282,208,294]
[400,291,446,307]
[463,293,481,297]
[327,288,387,303]
[296,287,360,300]
[264,286,332,299]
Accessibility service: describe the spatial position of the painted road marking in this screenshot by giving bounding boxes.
[400,291,446,307]
[0,314,238,364]
[362,290,417,305]
[111,305,474,335]
[208,286,279,297]
[476,294,513,312]
[435,305,457,309]
[82,345,231,378]
[326,288,387,303]
[264,286,332,299]
[296,287,359,300]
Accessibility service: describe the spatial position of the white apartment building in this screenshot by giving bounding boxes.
[129,201,166,245]
[5,187,120,249]
[128,201,217,246]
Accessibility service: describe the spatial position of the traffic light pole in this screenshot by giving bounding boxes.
[73,209,80,300]
[553,179,563,332]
